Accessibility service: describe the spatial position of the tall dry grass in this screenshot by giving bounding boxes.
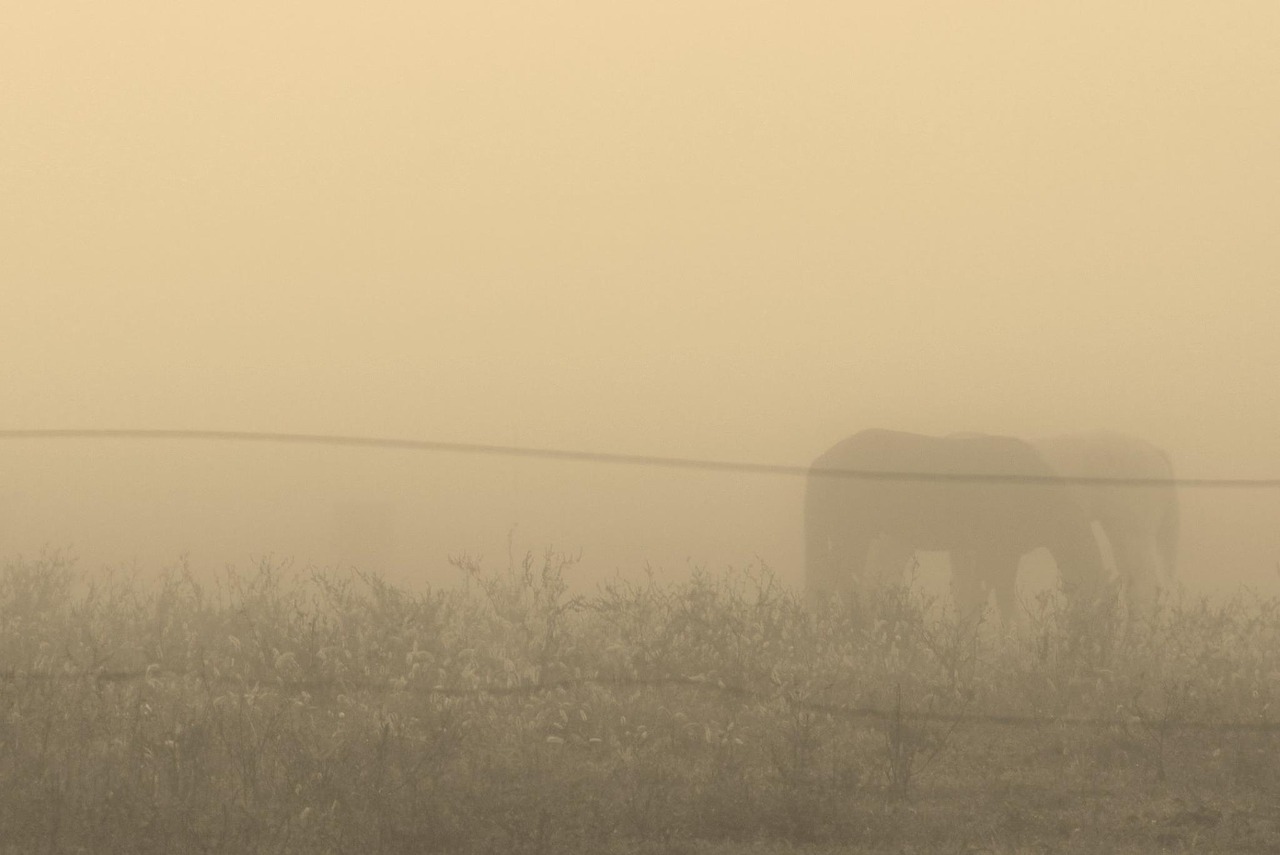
[1,548,1278,853]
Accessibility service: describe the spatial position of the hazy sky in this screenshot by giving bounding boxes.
[3,3,1278,589]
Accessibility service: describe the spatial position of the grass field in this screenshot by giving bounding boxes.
[1,548,1278,854]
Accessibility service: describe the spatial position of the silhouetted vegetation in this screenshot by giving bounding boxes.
[1,549,1278,853]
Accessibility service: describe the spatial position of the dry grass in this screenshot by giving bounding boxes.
[1,548,1278,854]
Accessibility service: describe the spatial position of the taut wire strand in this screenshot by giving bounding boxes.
[0,428,1275,488]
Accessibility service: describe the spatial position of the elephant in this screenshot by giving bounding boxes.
[1030,431,1178,613]
[804,429,1106,622]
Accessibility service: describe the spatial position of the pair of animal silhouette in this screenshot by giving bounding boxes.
[804,430,1178,620]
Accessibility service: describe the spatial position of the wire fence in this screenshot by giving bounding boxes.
[2,428,1277,489]
[1,667,1275,733]
[1,428,1277,735]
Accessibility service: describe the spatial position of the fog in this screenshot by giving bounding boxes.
[3,3,1278,595]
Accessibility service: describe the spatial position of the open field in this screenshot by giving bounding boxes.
[2,549,1279,854]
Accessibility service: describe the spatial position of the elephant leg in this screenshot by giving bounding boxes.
[1113,534,1163,615]
[949,549,987,620]
[824,528,875,606]
[866,536,914,589]
[982,551,1021,626]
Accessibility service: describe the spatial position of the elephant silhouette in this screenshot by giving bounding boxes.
[804,429,1105,622]
[1031,431,1178,613]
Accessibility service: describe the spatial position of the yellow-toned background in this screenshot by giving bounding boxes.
[3,3,1277,592]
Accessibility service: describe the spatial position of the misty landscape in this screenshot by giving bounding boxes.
[3,2,1279,853]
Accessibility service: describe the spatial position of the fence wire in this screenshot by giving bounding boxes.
[1,428,1276,735]
[2,428,1276,488]
[1,668,1275,733]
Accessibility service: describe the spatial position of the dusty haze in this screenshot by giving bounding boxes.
[3,3,1278,594]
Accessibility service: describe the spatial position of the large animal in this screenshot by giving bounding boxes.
[804,430,1106,621]
[1031,431,1178,613]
